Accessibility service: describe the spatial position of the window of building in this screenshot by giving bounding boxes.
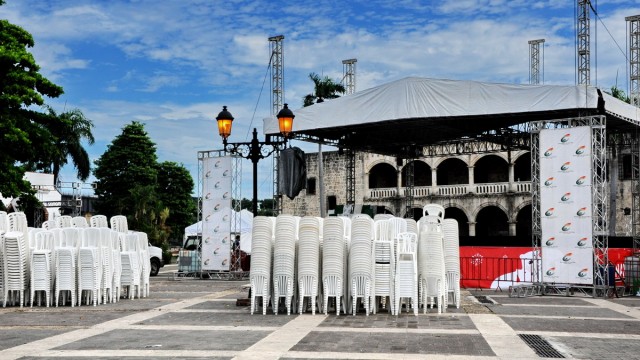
[307,178,316,195]
[327,195,337,210]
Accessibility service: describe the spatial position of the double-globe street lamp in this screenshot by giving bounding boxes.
[216,104,295,215]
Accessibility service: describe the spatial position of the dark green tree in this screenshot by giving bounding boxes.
[302,72,346,107]
[156,161,196,242]
[605,85,630,103]
[0,2,64,197]
[93,122,158,218]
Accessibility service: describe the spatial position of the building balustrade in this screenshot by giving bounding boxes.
[366,181,532,200]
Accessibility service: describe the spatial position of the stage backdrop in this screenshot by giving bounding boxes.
[201,156,233,271]
[539,126,593,284]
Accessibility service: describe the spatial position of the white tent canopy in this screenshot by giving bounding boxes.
[264,77,640,155]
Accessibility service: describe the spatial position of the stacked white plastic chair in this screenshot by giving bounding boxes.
[78,228,102,306]
[272,215,297,315]
[297,216,322,314]
[137,232,151,298]
[103,228,121,302]
[322,217,347,315]
[72,216,89,228]
[443,218,461,309]
[372,218,395,314]
[30,231,54,307]
[405,218,418,235]
[110,215,128,233]
[99,228,114,303]
[55,215,73,229]
[249,216,274,315]
[395,231,418,315]
[419,215,446,314]
[0,211,8,233]
[54,228,77,306]
[120,233,141,299]
[90,215,109,228]
[41,220,56,230]
[349,215,374,316]
[0,211,6,304]
[2,231,29,307]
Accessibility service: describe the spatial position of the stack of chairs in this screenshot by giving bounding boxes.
[250,216,274,315]
[395,231,418,315]
[322,217,347,315]
[2,231,29,307]
[0,212,6,304]
[78,228,102,306]
[110,215,128,233]
[405,218,418,235]
[54,228,78,307]
[443,218,461,309]
[349,215,374,316]
[103,228,121,302]
[30,231,54,307]
[372,218,395,315]
[120,233,141,299]
[297,216,322,314]
[137,232,151,298]
[272,215,297,315]
[419,215,446,314]
[99,228,114,304]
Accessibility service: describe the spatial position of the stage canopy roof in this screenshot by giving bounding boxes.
[264,77,640,156]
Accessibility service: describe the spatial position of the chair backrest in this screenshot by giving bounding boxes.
[110,215,128,233]
[8,212,28,234]
[423,204,445,222]
[0,211,8,233]
[72,216,89,228]
[388,217,407,240]
[55,215,73,228]
[60,227,80,248]
[397,232,417,256]
[34,231,55,251]
[90,215,109,228]
[82,227,101,248]
[41,220,57,230]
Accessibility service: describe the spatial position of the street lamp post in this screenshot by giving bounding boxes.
[216,104,295,215]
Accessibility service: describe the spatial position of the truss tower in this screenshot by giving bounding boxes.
[528,39,545,85]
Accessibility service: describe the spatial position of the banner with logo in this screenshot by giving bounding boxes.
[540,127,593,284]
[201,156,233,271]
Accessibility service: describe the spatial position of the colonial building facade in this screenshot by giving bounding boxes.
[281,149,635,242]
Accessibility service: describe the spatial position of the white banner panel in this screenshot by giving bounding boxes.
[540,127,593,284]
[201,156,232,271]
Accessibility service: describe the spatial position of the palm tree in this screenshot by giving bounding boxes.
[44,106,95,184]
[303,73,346,107]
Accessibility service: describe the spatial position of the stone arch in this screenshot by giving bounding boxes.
[474,203,509,237]
[436,157,468,185]
[513,151,532,181]
[443,205,470,236]
[432,155,468,169]
[515,203,532,239]
[473,154,508,183]
[365,158,397,174]
[470,152,508,166]
[401,160,431,187]
[368,162,397,189]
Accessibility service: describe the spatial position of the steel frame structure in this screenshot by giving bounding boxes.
[197,150,243,276]
[528,39,545,85]
[577,0,591,85]
[531,115,608,297]
[269,35,285,216]
[628,15,640,107]
[342,59,357,95]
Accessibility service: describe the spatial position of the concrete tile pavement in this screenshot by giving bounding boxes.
[2,278,640,359]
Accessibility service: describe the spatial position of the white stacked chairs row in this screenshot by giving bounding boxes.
[0,212,150,307]
[249,213,431,316]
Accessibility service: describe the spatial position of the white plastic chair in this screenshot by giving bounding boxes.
[322,217,347,316]
[418,218,446,314]
[53,227,78,307]
[395,232,418,316]
[137,232,151,298]
[2,231,29,307]
[120,233,141,299]
[0,211,8,233]
[110,215,128,233]
[443,219,461,309]
[78,227,102,306]
[272,215,297,315]
[250,216,274,315]
[72,216,89,228]
[372,219,395,315]
[41,220,57,230]
[297,216,322,314]
[55,215,73,229]
[349,215,374,316]
[90,215,109,228]
[30,231,54,307]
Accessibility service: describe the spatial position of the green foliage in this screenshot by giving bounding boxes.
[94,121,158,217]
[605,86,630,103]
[303,72,346,107]
[0,11,64,198]
[233,198,253,211]
[157,161,196,242]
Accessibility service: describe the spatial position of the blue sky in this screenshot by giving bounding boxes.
[3,0,640,201]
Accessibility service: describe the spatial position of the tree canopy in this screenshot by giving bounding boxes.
[157,161,196,242]
[303,73,346,107]
[0,6,64,197]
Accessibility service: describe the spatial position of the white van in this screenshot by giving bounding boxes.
[149,244,164,276]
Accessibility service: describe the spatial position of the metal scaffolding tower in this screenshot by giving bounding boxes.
[269,35,285,216]
[528,39,545,85]
[627,15,640,107]
[342,59,357,95]
[577,0,591,85]
[346,149,356,208]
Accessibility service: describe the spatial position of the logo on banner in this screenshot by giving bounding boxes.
[560,162,571,172]
[575,175,587,186]
[578,268,591,278]
[205,192,212,200]
[560,133,571,143]
[544,147,554,157]
[561,192,571,202]
[544,208,555,217]
[214,160,222,168]
[544,177,555,186]
[545,237,556,246]
[204,236,211,244]
[576,207,587,217]
[575,145,587,155]
[561,222,572,232]
[205,170,212,178]
[223,169,230,177]
[223,192,230,199]
[562,252,575,264]
[576,237,589,247]
[546,267,557,277]
[214,182,221,189]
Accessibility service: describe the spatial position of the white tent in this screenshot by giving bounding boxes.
[184,209,254,254]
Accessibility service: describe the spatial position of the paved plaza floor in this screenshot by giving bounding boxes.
[2,271,640,359]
